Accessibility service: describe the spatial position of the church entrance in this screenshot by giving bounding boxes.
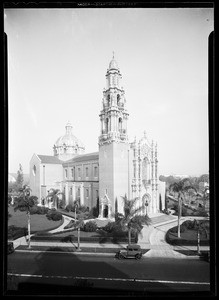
[103,205,108,218]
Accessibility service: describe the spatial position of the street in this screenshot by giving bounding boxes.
[7,251,211,295]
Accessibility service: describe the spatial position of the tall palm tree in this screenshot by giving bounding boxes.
[169,178,197,238]
[46,189,65,209]
[14,185,36,249]
[119,195,151,244]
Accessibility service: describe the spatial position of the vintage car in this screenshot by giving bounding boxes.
[7,241,14,254]
[115,244,143,260]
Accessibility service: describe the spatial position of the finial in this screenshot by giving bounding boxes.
[112,51,115,59]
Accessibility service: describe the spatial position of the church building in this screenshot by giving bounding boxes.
[29,56,165,217]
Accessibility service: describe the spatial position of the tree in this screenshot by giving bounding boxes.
[46,189,65,209]
[119,195,151,244]
[169,178,197,238]
[16,164,24,191]
[196,186,209,211]
[13,185,37,248]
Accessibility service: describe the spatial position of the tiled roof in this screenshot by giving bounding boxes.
[63,152,99,165]
[37,155,63,164]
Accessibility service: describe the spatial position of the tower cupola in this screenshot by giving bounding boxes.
[99,54,129,145]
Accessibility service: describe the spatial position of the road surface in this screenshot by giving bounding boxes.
[7,251,211,295]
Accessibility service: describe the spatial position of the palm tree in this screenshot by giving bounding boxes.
[46,189,65,209]
[119,195,151,245]
[169,178,197,238]
[13,185,36,249]
[197,186,209,211]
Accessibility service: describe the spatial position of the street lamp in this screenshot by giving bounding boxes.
[196,220,201,255]
[145,199,149,216]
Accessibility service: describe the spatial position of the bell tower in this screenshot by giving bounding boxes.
[98,54,130,217]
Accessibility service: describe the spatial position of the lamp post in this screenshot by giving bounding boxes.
[145,199,149,216]
[196,220,201,255]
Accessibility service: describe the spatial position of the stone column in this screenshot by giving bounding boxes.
[108,203,112,219]
[99,200,104,218]
[72,183,76,202]
[65,182,69,206]
[80,182,84,206]
[89,184,92,208]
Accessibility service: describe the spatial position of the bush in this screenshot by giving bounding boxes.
[88,206,99,218]
[29,196,38,205]
[79,205,89,213]
[83,221,98,232]
[46,209,62,221]
[182,220,194,229]
[29,206,39,215]
[37,206,49,215]
[65,204,74,212]
[114,212,124,222]
[8,225,27,240]
[58,199,66,209]
[169,225,186,233]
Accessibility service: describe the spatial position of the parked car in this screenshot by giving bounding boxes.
[115,244,143,260]
[7,241,14,254]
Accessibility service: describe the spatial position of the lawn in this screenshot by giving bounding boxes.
[8,206,63,233]
[166,226,210,246]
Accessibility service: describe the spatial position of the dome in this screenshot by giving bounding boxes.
[55,134,85,149]
[54,122,85,149]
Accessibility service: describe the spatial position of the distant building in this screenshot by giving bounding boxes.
[8,174,16,183]
[29,56,165,217]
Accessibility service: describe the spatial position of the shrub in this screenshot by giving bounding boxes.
[8,225,26,240]
[29,206,39,215]
[88,206,99,218]
[114,212,124,223]
[46,209,62,221]
[58,199,66,209]
[37,206,49,215]
[83,221,98,232]
[169,225,186,233]
[182,220,194,229]
[103,221,115,233]
[29,196,38,205]
[65,204,74,212]
[79,205,89,213]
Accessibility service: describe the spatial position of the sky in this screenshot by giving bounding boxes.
[4,7,214,177]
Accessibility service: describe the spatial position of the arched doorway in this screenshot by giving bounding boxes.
[103,205,108,218]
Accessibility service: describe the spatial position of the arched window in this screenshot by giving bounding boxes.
[118,117,122,132]
[117,94,120,106]
[107,95,110,106]
[106,118,109,133]
[33,165,36,176]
